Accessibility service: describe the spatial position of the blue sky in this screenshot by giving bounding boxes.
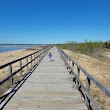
[0,0,110,44]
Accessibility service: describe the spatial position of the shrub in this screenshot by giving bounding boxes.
[57,40,107,54]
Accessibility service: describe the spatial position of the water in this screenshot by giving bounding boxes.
[0,47,26,53]
[0,44,44,53]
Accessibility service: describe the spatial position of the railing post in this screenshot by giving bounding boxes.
[72,62,74,71]
[39,51,41,59]
[8,65,13,87]
[66,56,68,62]
[38,52,40,60]
[76,67,80,90]
[20,60,23,76]
[71,62,76,82]
[36,53,37,63]
[65,54,66,60]
[31,55,32,67]
[34,53,35,65]
[26,57,28,71]
[37,54,39,62]
[40,51,42,59]
[67,57,69,64]
[85,77,91,109]
[66,57,69,69]
[69,59,71,73]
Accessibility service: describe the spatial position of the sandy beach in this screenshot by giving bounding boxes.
[0,47,44,96]
[0,47,110,109]
[0,49,39,66]
[0,47,43,80]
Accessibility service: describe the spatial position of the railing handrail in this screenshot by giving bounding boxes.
[0,46,48,69]
[60,49,110,96]
[0,45,51,109]
[0,46,50,86]
[0,47,47,85]
[57,46,110,110]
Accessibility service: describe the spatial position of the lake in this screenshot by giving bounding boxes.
[0,47,26,53]
[0,44,44,53]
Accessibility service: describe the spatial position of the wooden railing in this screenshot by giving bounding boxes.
[0,46,50,109]
[57,47,110,110]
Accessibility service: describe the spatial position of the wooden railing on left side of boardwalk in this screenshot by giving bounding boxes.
[0,45,51,110]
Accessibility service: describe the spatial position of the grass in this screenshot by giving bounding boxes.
[58,41,104,53]
[0,46,44,98]
[57,41,110,63]
[57,41,110,110]
[0,63,31,97]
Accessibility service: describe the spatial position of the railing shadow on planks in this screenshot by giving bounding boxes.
[0,45,51,110]
[57,46,110,110]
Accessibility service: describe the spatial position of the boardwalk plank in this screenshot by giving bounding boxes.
[4,47,87,110]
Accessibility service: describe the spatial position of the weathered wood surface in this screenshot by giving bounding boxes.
[3,47,87,110]
[58,47,110,110]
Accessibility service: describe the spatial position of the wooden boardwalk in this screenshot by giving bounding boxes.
[3,47,87,110]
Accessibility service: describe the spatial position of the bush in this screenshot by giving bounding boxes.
[104,41,110,49]
[57,40,107,54]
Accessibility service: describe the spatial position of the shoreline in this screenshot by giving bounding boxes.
[0,45,40,53]
[0,46,43,89]
[0,49,26,53]
[0,47,42,66]
[0,47,42,96]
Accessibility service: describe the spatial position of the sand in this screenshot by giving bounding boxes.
[0,48,42,65]
[0,47,44,96]
[0,47,43,79]
[0,47,110,109]
[63,49,110,110]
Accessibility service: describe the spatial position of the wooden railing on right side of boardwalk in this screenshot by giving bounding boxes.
[57,46,110,110]
[0,45,51,109]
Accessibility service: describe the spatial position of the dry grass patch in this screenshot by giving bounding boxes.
[63,49,110,110]
[0,47,41,96]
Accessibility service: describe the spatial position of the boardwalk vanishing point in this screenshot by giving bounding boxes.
[3,46,87,110]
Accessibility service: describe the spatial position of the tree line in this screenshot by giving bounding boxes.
[57,40,110,54]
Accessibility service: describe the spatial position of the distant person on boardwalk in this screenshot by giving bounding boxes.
[48,52,52,61]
